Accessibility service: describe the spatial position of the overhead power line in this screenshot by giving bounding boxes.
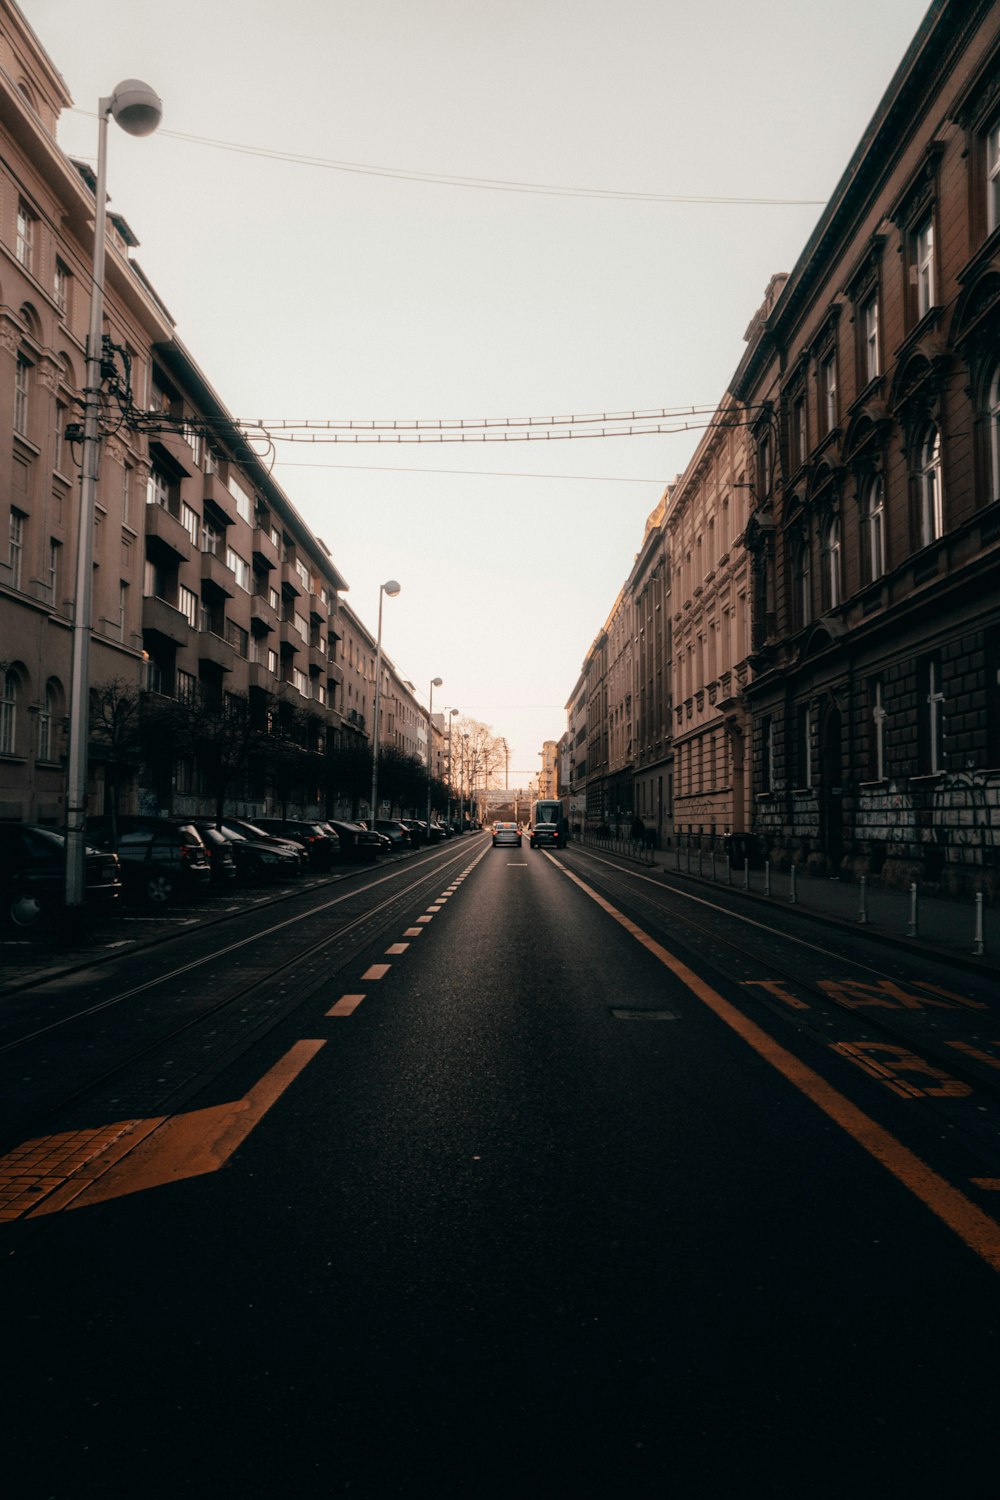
[72,109,825,207]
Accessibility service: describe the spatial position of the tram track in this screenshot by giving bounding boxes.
[561,843,1000,1169]
[0,837,488,1150]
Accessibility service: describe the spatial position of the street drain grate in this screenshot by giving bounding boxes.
[611,1008,680,1021]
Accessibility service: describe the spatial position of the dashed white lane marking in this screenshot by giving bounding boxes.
[403,927,424,937]
[327,994,365,1016]
[416,915,434,924]
[361,963,391,980]
[385,943,410,955]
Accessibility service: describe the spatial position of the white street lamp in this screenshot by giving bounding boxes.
[425,677,443,831]
[65,79,162,910]
[369,579,401,822]
[446,708,459,826]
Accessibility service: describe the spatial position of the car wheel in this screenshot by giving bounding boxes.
[9,891,45,927]
[145,872,175,905]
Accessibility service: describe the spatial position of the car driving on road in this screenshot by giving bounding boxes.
[492,821,522,848]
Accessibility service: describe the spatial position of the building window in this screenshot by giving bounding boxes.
[988,365,1000,504]
[1,670,18,755]
[912,215,935,319]
[987,119,1000,236]
[178,585,198,627]
[54,259,71,317]
[48,539,61,604]
[9,509,25,591]
[862,294,880,382]
[147,467,172,510]
[917,425,943,546]
[293,667,309,696]
[792,536,811,630]
[821,516,842,609]
[176,670,197,705]
[863,476,885,581]
[14,356,30,435]
[226,470,252,524]
[762,716,775,793]
[37,682,57,761]
[797,703,812,788]
[757,431,773,498]
[226,546,250,592]
[183,422,202,467]
[820,351,838,434]
[122,463,132,527]
[226,621,249,658]
[118,580,128,639]
[791,394,807,467]
[16,199,35,271]
[181,502,200,548]
[267,648,278,675]
[202,520,223,557]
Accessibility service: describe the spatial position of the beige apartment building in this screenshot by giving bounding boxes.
[629,494,672,844]
[666,392,753,843]
[0,0,434,834]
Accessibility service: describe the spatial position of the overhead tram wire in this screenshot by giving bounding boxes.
[68,112,825,208]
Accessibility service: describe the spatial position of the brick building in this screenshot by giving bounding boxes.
[732,0,1000,894]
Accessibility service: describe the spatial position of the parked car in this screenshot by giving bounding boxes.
[213,817,309,873]
[325,820,382,862]
[399,818,427,847]
[373,819,411,850]
[492,821,522,848]
[84,816,211,906]
[191,820,300,884]
[255,818,340,870]
[0,823,122,929]
[194,824,239,886]
[358,821,392,853]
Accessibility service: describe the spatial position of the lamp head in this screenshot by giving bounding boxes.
[382,579,401,597]
[110,79,162,137]
[431,677,443,688]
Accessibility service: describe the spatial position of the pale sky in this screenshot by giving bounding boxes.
[20,0,931,782]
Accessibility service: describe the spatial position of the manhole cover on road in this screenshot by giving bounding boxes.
[610,1008,680,1021]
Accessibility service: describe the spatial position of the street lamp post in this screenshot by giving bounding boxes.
[425,676,442,831]
[65,79,162,910]
[369,579,401,823]
[446,708,459,826]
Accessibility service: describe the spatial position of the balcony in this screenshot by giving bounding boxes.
[148,428,193,477]
[308,589,328,620]
[142,595,191,648]
[253,527,279,571]
[198,631,233,672]
[248,661,274,693]
[145,503,193,564]
[326,659,344,687]
[279,618,304,653]
[202,472,236,526]
[309,644,328,675]
[250,593,277,633]
[201,550,235,597]
[280,559,302,597]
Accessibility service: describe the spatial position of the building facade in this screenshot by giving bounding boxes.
[732,0,1000,895]
[630,494,673,845]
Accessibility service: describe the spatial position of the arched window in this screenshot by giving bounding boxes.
[38,681,59,762]
[1,670,18,756]
[821,517,842,609]
[863,476,886,581]
[989,366,1000,505]
[917,424,943,546]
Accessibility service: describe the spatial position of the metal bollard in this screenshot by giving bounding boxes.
[789,864,797,904]
[908,881,918,937]
[698,846,703,877]
[727,855,733,886]
[711,847,716,881]
[973,891,985,957]
[743,856,749,891]
[764,860,771,898]
[858,875,868,925]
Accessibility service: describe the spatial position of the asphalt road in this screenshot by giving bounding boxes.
[5,835,1000,1498]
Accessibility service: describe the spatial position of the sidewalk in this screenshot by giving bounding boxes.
[580,838,998,975]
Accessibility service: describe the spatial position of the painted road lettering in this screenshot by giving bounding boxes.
[832,1041,972,1098]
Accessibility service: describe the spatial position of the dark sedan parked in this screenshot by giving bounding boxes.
[326,820,382,862]
[86,816,212,906]
[192,820,302,883]
[0,823,122,928]
[255,818,340,870]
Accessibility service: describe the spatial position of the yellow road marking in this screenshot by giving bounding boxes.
[403,927,424,937]
[417,915,434,924]
[556,858,1000,1275]
[385,943,410,955]
[328,994,365,1016]
[33,1039,326,1215]
[362,963,391,980]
